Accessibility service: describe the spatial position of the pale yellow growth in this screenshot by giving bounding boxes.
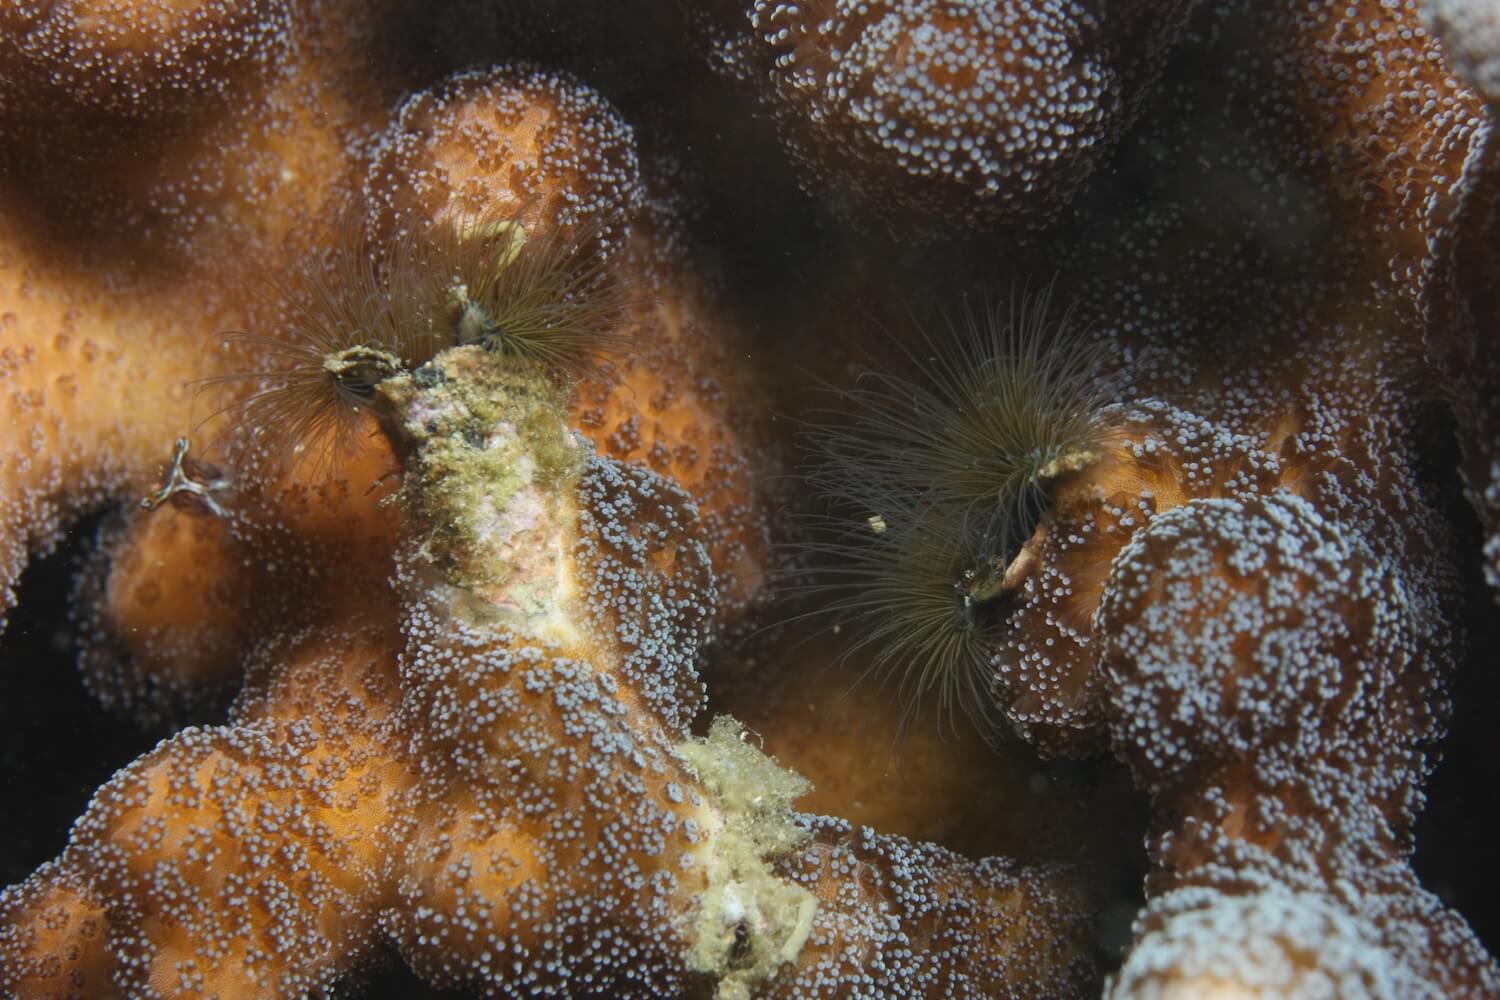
[678,717,818,1000]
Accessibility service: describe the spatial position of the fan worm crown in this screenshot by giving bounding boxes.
[207,207,633,482]
[790,291,1113,734]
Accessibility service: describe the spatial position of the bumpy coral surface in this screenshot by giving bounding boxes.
[707,0,1195,234]
[981,1,1500,993]
[0,0,292,116]
[1,14,1096,997]
[3,0,1500,997]
[364,62,645,245]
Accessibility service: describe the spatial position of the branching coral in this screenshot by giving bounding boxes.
[791,268,1500,996]
[0,250,226,624]
[762,1,1500,994]
[1,18,1096,998]
[0,0,397,626]
[1265,0,1500,602]
[1415,0,1500,601]
[3,0,1500,997]
[1,323,1097,999]
[989,1,1500,992]
[1100,490,1496,998]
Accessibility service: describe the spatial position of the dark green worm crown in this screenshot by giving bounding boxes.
[790,289,1113,735]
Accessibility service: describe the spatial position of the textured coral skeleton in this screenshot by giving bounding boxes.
[2,0,1500,998]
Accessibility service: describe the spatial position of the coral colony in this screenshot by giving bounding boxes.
[2,1,1500,999]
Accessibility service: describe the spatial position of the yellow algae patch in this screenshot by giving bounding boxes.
[678,717,817,1000]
